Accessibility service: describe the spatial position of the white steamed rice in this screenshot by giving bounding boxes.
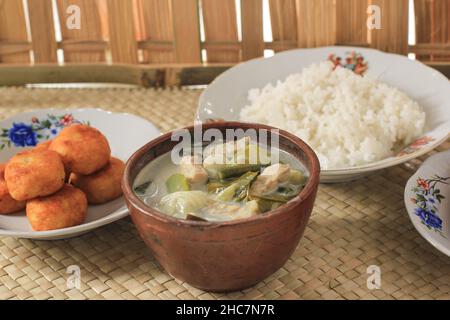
[239,61,426,169]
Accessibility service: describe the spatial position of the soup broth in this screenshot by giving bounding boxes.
[133,138,309,222]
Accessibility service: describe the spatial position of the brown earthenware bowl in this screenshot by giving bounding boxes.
[122,122,320,292]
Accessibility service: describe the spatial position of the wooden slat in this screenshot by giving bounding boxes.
[138,0,175,63]
[0,41,31,55]
[415,0,432,47]
[98,0,109,40]
[369,0,409,54]
[58,40,108,52]
[202,41,241,51]
[201,40,367,52]
[296,0,336,48]
[269,0,297,52]
[0,62,447,87]
[27,0,57,63]
[57,0,106,62]
[416,0,449,44]
[410,43,450,56]
[241,0,264,60]
[0,63,232,87]
[202,0,239,62]
[264,40,297,51]
[0,0,30,63]
[138,40,173,51]
[415,0,450,61]
[106,0,138,63]
[134,0,145,42]
[172,0,201,63]
[335,0,368,45]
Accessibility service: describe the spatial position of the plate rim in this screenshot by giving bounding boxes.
[0,107,161,239]
[0,205,128,239]
[0,107,154,126]
[404,150,450,257]
[197,46,450,175]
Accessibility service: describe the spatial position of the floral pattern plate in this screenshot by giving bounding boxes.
[0,108,161,240]
[405,150,450,257]
[197,46,450,182]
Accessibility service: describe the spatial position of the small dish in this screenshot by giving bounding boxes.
[197,46,450,182]
[0,108,161,240]
[122,122,320,292]
[405,150,450,257]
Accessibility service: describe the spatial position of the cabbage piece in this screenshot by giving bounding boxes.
[159,191,209,218]
[193,199,260,222]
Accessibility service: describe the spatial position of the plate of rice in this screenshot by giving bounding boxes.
[197,46,450,182]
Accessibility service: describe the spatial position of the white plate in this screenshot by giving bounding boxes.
[197,46,450,182]
[405,150,450,257]
[0,108,161,240]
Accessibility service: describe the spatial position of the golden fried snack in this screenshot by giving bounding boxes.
[70,157,125,204]
[34,140,53,151]
[26,184,88,231]
[49,125,111,175]
[0,164,26,214]
[5,149,65,201]
[35,140,73,181]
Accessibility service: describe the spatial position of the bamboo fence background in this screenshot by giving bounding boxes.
[0,0,448,85]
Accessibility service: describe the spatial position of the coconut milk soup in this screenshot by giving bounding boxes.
[133,138,308,222]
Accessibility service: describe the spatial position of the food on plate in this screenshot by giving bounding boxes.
[34,140,53,151]
[70,157,125,204]
[0,164,26,214]
[26,184,88,231]
[133,137,308,222]
[5,149,65,201]
[239,61,426,169]
[49,124,111,175]
[0,120,121,231]
[35,140,74,180]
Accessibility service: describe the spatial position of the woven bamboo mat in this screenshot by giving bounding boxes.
[0,86,449,300]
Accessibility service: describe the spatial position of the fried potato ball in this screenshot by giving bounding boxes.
[0,164,26,214]
[5,149,65,201]
[26,184,88,231]
[35,140,72,181]
[70,157,125,205]
[34,140,53,151]
[49,125,111,175]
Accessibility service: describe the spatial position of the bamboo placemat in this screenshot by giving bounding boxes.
[0,86,449,300]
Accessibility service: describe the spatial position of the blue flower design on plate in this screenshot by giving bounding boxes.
[414,207,442,230]
[8,123,38,147]
[411,175,449,236]
[0,114,88,150]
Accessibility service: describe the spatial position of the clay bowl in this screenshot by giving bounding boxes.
[122,122,320,292]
